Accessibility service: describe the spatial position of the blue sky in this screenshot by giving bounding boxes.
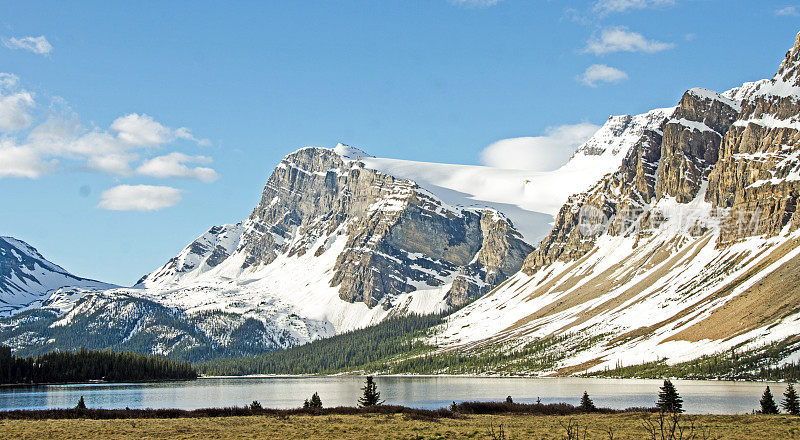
[1,0,798,285]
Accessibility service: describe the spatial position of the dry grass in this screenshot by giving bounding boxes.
[0,413,798,440]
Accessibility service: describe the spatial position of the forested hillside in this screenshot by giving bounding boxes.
[0,346,197,384]
[198,313,447,375]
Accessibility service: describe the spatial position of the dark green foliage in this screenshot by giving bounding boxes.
[505,396,513,404]
[579,391,596,412]
[760,386,779,414]
[249,401,262,410]
[783,383,800,415]
[75,396,86,410]
[0,345,197,384]
[197,312,449,375]
[591,339,800,381]
[657,380,684,414]
[303,392,322,409]
[358,376,383,407]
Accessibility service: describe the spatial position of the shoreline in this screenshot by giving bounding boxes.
[198,373,792,383]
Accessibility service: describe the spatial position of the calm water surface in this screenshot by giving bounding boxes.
[0,377,787,414]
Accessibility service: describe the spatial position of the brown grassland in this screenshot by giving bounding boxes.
[0,413,798,440]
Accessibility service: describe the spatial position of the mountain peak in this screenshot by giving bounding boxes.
[776,31,800,87]
[333,143,372,160]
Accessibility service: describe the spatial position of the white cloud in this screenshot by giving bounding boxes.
[480,123,600,171]
[579,64,629,87]
[0,140,54,178]
[0,75,216,184]
[585,26,673,55]
[594,0,674,14]
[449,0,503,7]
[0,73,35,131]
[98,185,182,211]
[0,90,35,131]
[3,35,53,56]
[775,6,799,16]
[137,152,219,182]
[111,113,209,147]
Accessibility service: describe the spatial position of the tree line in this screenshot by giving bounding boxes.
[0,345,197,384]
[197,312,448,375]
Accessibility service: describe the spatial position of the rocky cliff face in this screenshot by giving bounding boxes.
[707,33,800,242]
[140,144,533,310]
[522,80,765,274]
[437,31,800,376]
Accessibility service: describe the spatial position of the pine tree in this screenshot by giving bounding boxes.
[308,392,323,408]
[657,379,684,413]
[76,396,87,410]
[760,386,778,414]
[579,391,596,412]
[358,376,383,407]
[783,383,800,415]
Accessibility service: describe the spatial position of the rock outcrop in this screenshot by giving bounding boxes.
[140,144,533,309]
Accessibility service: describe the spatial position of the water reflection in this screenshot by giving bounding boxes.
[0,377,788,415]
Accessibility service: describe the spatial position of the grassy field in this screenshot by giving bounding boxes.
[1,413,798,440]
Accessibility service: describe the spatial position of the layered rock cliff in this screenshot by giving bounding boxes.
[435,31,800,375]
[140,144,533,310]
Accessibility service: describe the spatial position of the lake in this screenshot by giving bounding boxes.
[0,376,788,415]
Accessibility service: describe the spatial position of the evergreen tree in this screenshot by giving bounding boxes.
[308,392,323,408]
[358,376,383,407]
[579,391,596,412]
[76,396,86,410]
[760,386,778,414]
[505,396,513,404]
[250,400,262,410]
[783,383,800,415]
[657,379,684,413]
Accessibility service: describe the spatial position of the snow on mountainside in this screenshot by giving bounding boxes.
[133,144,535,333]
[363,108,672,242]
[8,31,799,373]
[0,237,114,316]
[428,32,800,375]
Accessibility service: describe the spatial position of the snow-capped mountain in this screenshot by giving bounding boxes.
[429,32,800,375]
[6,32,799,375]
[0,112,653,359]
[0,237,114,316]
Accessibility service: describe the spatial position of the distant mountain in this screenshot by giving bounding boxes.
[430,31,800,375]
[0,118,647,358]
[7,33,800,376]
[0,236,113,316]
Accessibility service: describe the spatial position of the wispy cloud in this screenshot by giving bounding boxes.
[0,72,216,185]
[137,152,219,182]
[111,113,210,147]
[3,35,53,56]
[579,64,629,87]
[449,0,503,7]
[98,185,182,211]
[0,73,35,131]
[594,0,675,14]
[481,123,601,171]
[585,26,673,55]
[775,5,799,16]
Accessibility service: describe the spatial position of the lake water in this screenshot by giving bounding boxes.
[0,376,788,415]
